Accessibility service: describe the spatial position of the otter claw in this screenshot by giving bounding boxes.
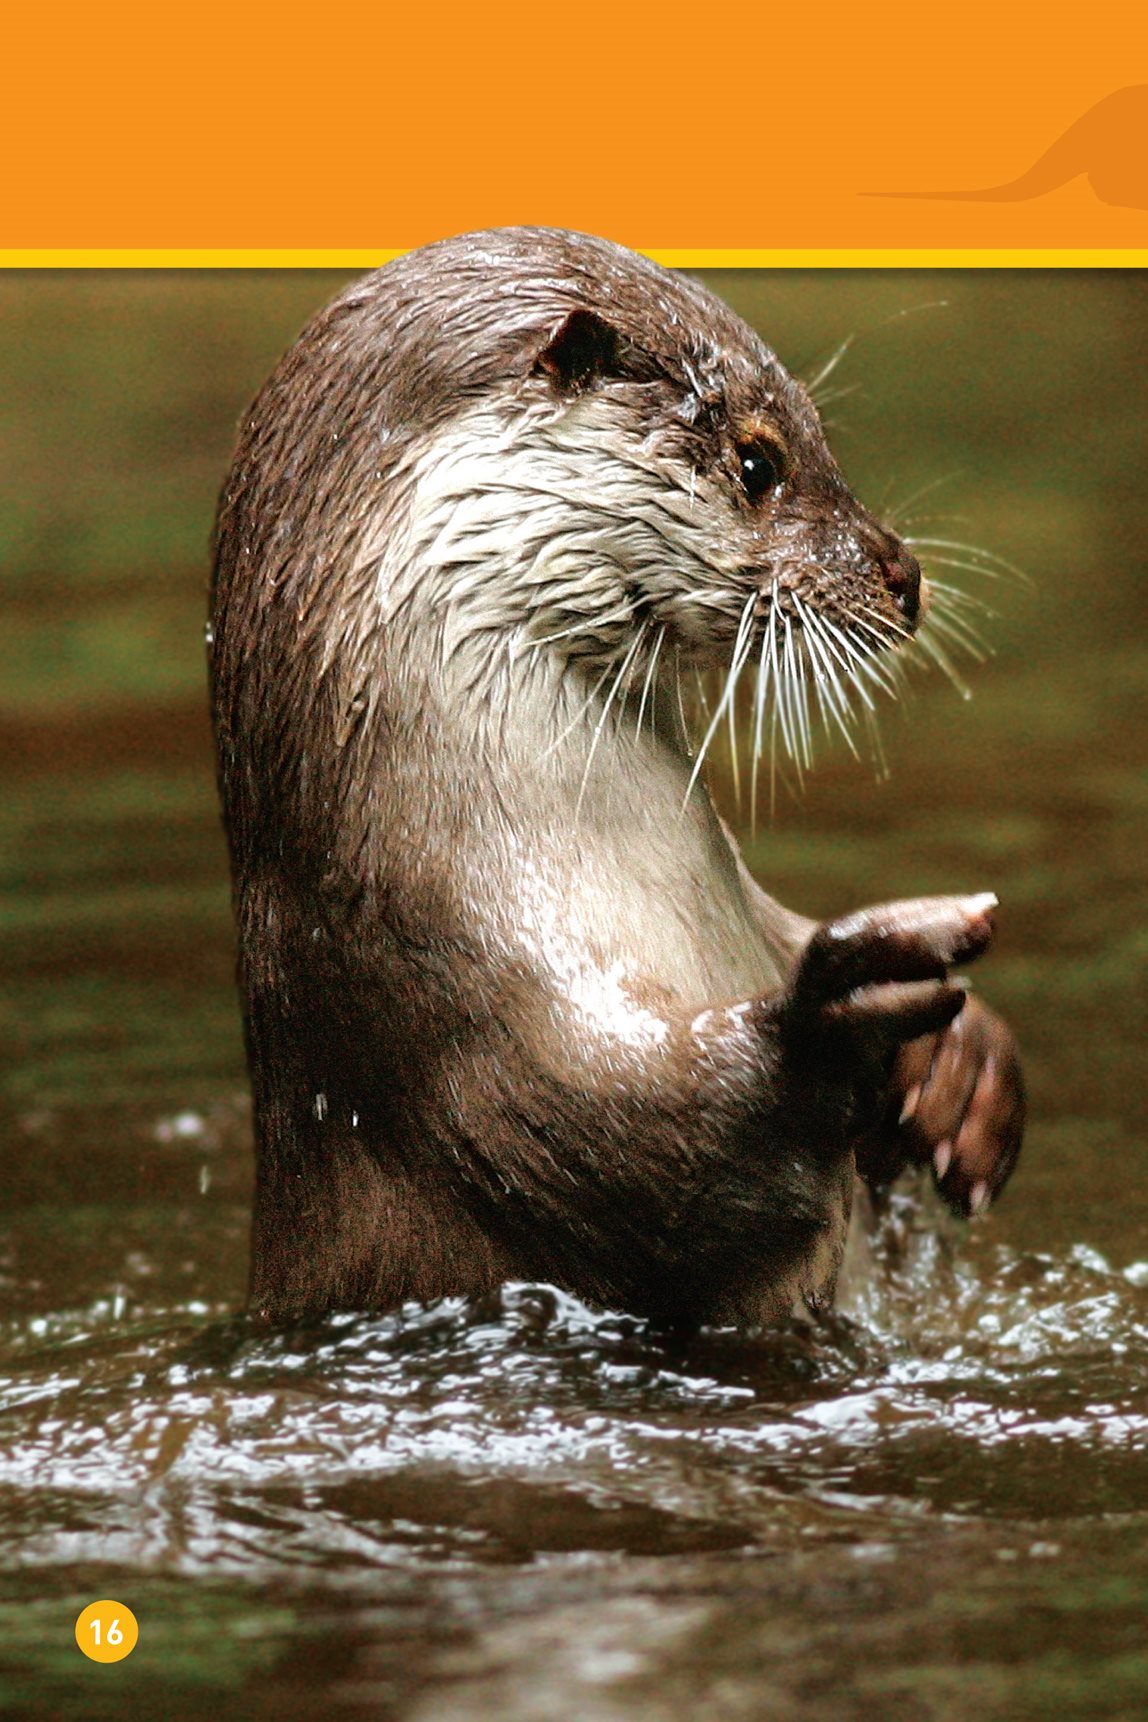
[871,994,1025,1215]
[900,1085,921,1125]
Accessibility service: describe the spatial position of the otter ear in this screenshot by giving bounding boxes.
[534,309,622,395]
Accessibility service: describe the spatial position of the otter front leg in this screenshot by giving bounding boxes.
[855,998,1026,1215]
[676,893,998,1325]
[365,896,1004,1328]
[717,826,1020,1208]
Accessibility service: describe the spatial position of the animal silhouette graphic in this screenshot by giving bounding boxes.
[868,85,1148,209]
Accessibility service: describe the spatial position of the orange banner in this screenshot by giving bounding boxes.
[3,2,1147,253]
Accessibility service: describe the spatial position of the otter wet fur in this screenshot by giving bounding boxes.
[210,229,1025,1327]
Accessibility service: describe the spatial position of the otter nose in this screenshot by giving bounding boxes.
[881,543,922,624]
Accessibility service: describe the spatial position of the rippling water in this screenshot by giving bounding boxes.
[2,269,1146,1719]
[5,1200,1148,1718]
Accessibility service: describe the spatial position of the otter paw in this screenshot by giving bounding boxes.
[894,996,1026,1216]
[788,893,997,1055]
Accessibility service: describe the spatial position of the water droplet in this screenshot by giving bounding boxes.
[155,1110,206,1143]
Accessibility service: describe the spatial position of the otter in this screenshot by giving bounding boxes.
[209,229,1025,1328]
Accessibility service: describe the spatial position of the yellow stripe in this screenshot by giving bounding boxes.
[652,249,1148,270]
[1,248,1146,269]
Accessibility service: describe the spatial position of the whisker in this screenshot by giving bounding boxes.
[792,596,859,756]
[913,630,974,700]
[810,380,862,412]
[674,646,691,755]
[909,537,1030,585]
[850,606,913,649]
[920,553,1018,585]
[799,632,816,769]
[835,621,901,699]
[634,624,666,744]
[540,655,618,760]
[926,577,998,618]
[924,608,992,663]
[749,595,776,835]
[782,613,812,774]
[804,335,854,398]
[531,603,636,651]
[862,704,889,779]
[682,592,757,812]
[883,650,914,704]
[882,470,959,530]
[770,595,797,779]
[767,587,785,818]
[726,592,758,810]
[574,626,647,820]
[819,617,879,714]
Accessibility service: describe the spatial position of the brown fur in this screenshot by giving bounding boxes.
[210,229,1021,1327]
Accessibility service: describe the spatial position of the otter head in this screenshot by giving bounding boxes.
[526,281,924,662]
[214,231,952,835]
[300,231,931,777]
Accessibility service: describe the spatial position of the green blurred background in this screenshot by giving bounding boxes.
[2,268,1145,1259]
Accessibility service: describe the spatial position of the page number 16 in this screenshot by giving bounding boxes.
[75,1600,139,1663]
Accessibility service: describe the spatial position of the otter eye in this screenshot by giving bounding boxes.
[737,440,786,504]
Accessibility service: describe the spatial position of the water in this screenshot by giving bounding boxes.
[1,268,1146,1719]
